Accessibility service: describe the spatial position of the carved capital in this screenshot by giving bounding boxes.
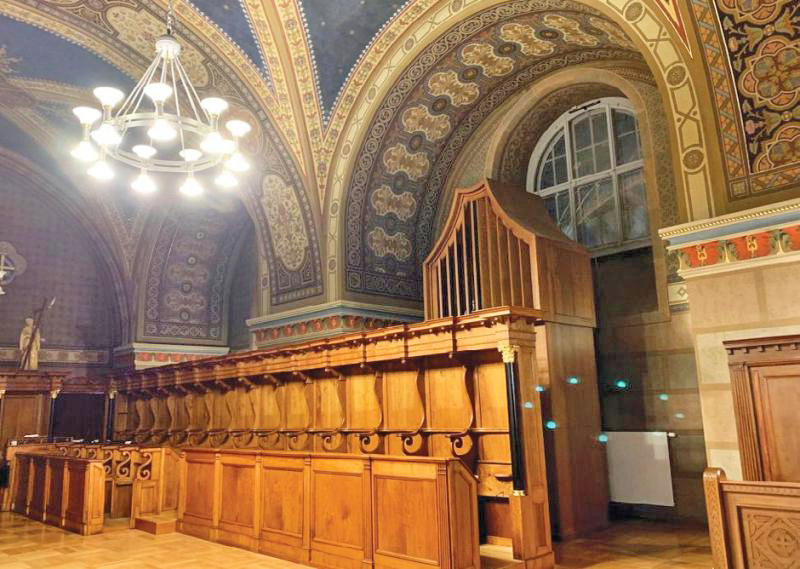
[498,343,519,364]
[0,389,5,399]
[50,389,60,400]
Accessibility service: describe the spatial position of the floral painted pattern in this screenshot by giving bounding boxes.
[543,14,598,47]
[460,43,514,77]
[382,143,430,181]
[370,185,417,221]
[261,174,309,272]
[759,125,800,170]
[426,70,480,106]
[499,23,555,56]
[739,36,800,111]
[401,104,452,141]
[717,0,792,25]
[719,2,800,174]
[367,227,412,260]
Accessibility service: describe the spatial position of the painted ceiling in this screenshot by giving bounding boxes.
[0,0,796,346]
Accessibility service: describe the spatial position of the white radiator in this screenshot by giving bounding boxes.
[605,431,675,507]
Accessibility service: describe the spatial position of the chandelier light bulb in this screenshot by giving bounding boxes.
[132,144,157,160]
[225,152,250,173]
[143,82,173,104]
[201,131,234,154]
[72,106,102,126]
[215,170,238,188]
[90,123,122,146]
[225,119,251,138]
[93,87,125,109]
[131,171,157,194]
[179,148,202,162]
[200,97,229,117]
[71,140,99,162]
[179,175,203,197]
[148,118,177,142]
[87,160,114,181]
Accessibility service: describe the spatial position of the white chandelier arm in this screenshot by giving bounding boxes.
[175,56,208,124]
[169,57,187,150]
[116,56,160,120]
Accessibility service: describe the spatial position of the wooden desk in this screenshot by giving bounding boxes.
[11,452,105,535]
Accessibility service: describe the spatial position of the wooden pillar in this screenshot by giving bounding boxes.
[500,342,555,568]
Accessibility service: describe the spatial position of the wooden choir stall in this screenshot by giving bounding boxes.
[7,181,610,569]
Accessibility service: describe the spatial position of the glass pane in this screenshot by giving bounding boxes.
[574,148,594,178]
[615,132,640,165]
[613,110,641,165]
[576,177,618,248]
[553,135,566,158]
[592,112,608,142]
[554,155,568,185]
[539,159,555,189]
[573,116,591,150]
[555,190,574,239]
[543,191,574,239]
[613,110,637,136]
[595,141,611,172]
[619,168,649,240]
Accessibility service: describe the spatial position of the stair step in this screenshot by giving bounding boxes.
[134,512,177,535]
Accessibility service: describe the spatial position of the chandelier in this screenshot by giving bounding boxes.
[70,0,250,196]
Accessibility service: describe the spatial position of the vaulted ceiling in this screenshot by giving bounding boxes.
[3,0,787,346]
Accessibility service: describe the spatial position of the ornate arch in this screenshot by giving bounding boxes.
[0,0,325,312]
[324,0,714,305]
[0,147,131,345]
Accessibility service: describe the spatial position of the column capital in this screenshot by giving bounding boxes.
[498,343,520,364]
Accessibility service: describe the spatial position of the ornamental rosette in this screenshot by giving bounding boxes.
[738,36,800,111]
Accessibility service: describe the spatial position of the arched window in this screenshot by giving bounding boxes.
[526,97,649,254]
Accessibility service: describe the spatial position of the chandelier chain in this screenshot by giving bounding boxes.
[166,0,175,35]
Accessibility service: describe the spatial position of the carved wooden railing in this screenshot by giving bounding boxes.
[704,467,800,568]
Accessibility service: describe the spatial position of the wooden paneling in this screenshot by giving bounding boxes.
[176,449,478,569]
[725,336,800,482]
[704,467,800,568]
[10,452,105,535]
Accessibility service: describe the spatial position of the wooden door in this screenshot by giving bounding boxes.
[751,364,800,482]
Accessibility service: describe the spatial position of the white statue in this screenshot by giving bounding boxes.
[19,317,42,370]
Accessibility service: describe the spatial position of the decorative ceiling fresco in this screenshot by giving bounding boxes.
[0,0,324,346]
[343,0,642,299]
[299,0,408,113]
[691,0,800,200]
[0,0,797,348]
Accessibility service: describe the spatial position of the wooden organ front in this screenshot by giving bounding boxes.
[105,180,607,568]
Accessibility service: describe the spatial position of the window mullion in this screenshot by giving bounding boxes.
[563,124,577,238]
[606,105,624,247]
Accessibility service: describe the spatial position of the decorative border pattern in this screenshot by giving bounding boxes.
[690,0,800,200]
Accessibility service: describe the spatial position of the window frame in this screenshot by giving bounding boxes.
[526,97,650,256]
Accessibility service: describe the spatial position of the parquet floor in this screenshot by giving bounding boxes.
[0,513,712,568]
